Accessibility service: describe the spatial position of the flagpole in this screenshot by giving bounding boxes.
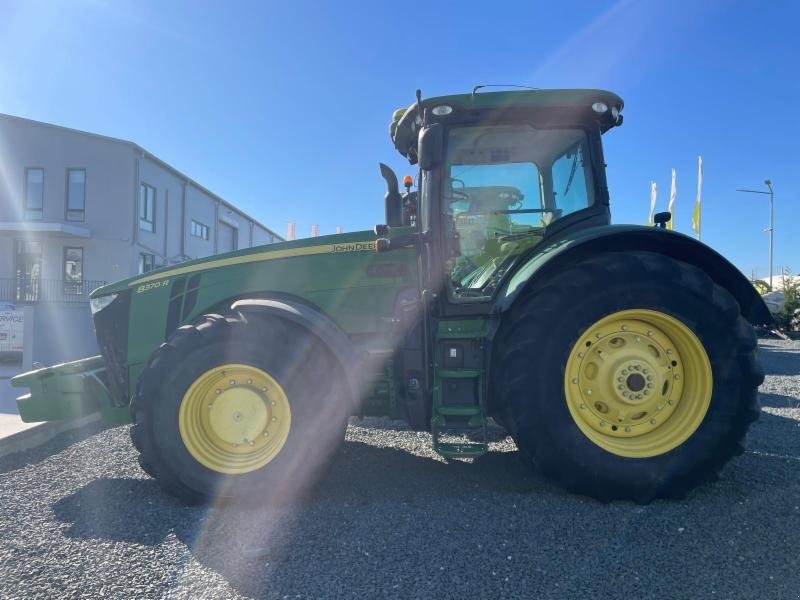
[667,169,676,231]
[693,156,703,241]
[648,181,657,225]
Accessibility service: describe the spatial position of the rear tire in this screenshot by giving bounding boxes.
[493,251,763,502]
[130,312,350,505]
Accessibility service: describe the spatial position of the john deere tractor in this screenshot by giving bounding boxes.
[12,89,769,503]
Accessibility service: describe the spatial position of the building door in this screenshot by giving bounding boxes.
[15,240,42,303]
[218,222,237,253]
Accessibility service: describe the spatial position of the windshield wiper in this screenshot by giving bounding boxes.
[563,152,579,197]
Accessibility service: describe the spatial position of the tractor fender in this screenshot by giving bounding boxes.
[496,225,773,326]
[230,298,363,402]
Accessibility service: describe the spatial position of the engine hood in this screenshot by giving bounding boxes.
[90,230,379,298]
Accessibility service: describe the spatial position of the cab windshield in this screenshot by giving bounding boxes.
[443,124,596,300]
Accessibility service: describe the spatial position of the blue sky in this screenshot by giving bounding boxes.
[1,0,798,278]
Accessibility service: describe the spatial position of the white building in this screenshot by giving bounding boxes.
[0,113,281,365]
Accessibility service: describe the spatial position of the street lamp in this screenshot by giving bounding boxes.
[736,180,774,290]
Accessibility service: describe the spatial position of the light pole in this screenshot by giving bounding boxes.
[736,180,774,290]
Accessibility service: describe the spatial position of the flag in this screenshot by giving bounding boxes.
[692,156,703,238]
[667,168,676,230]
[648,181,657,225]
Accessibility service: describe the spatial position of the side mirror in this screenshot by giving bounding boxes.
[418,123,444,171]
[654,212,671,229]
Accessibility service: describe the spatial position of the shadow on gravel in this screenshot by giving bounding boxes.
[758,345,800,376]
[51,440,549,594]
[744,410,800,461]
[52,440,539,540]
[0,421,112,475]
[759,392,800,409]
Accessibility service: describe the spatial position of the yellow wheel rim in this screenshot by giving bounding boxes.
[564,309,712,458]
[178,364,291,474]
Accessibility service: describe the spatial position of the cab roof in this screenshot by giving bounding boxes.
[425,88,623,112]
[391,88,624,163]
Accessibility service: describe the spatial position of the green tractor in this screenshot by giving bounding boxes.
[12,89,769,503]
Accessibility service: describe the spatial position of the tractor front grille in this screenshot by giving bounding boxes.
[93,290,131,406]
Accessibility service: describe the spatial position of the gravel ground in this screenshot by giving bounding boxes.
[0,340,798,599]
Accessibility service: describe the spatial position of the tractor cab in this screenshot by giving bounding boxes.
[373,89,628,455]
[383,89,624,304]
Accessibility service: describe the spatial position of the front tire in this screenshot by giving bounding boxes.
[130,312,350,505]
[493,251,763,502]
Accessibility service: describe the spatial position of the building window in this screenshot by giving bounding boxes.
[191,220,209,240]
[63,247,83,294]
[138,253,155,273]
[66,169,86,221]
[139,183,156,232]
[24,168,44,220]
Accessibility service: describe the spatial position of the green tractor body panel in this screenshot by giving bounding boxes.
[13,228,420,423]
[119,228,416,371]
[497,224,773,326]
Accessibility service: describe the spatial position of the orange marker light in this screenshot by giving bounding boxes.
[403,175,413,188]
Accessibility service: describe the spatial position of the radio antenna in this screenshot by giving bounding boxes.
[415,89,425,127]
